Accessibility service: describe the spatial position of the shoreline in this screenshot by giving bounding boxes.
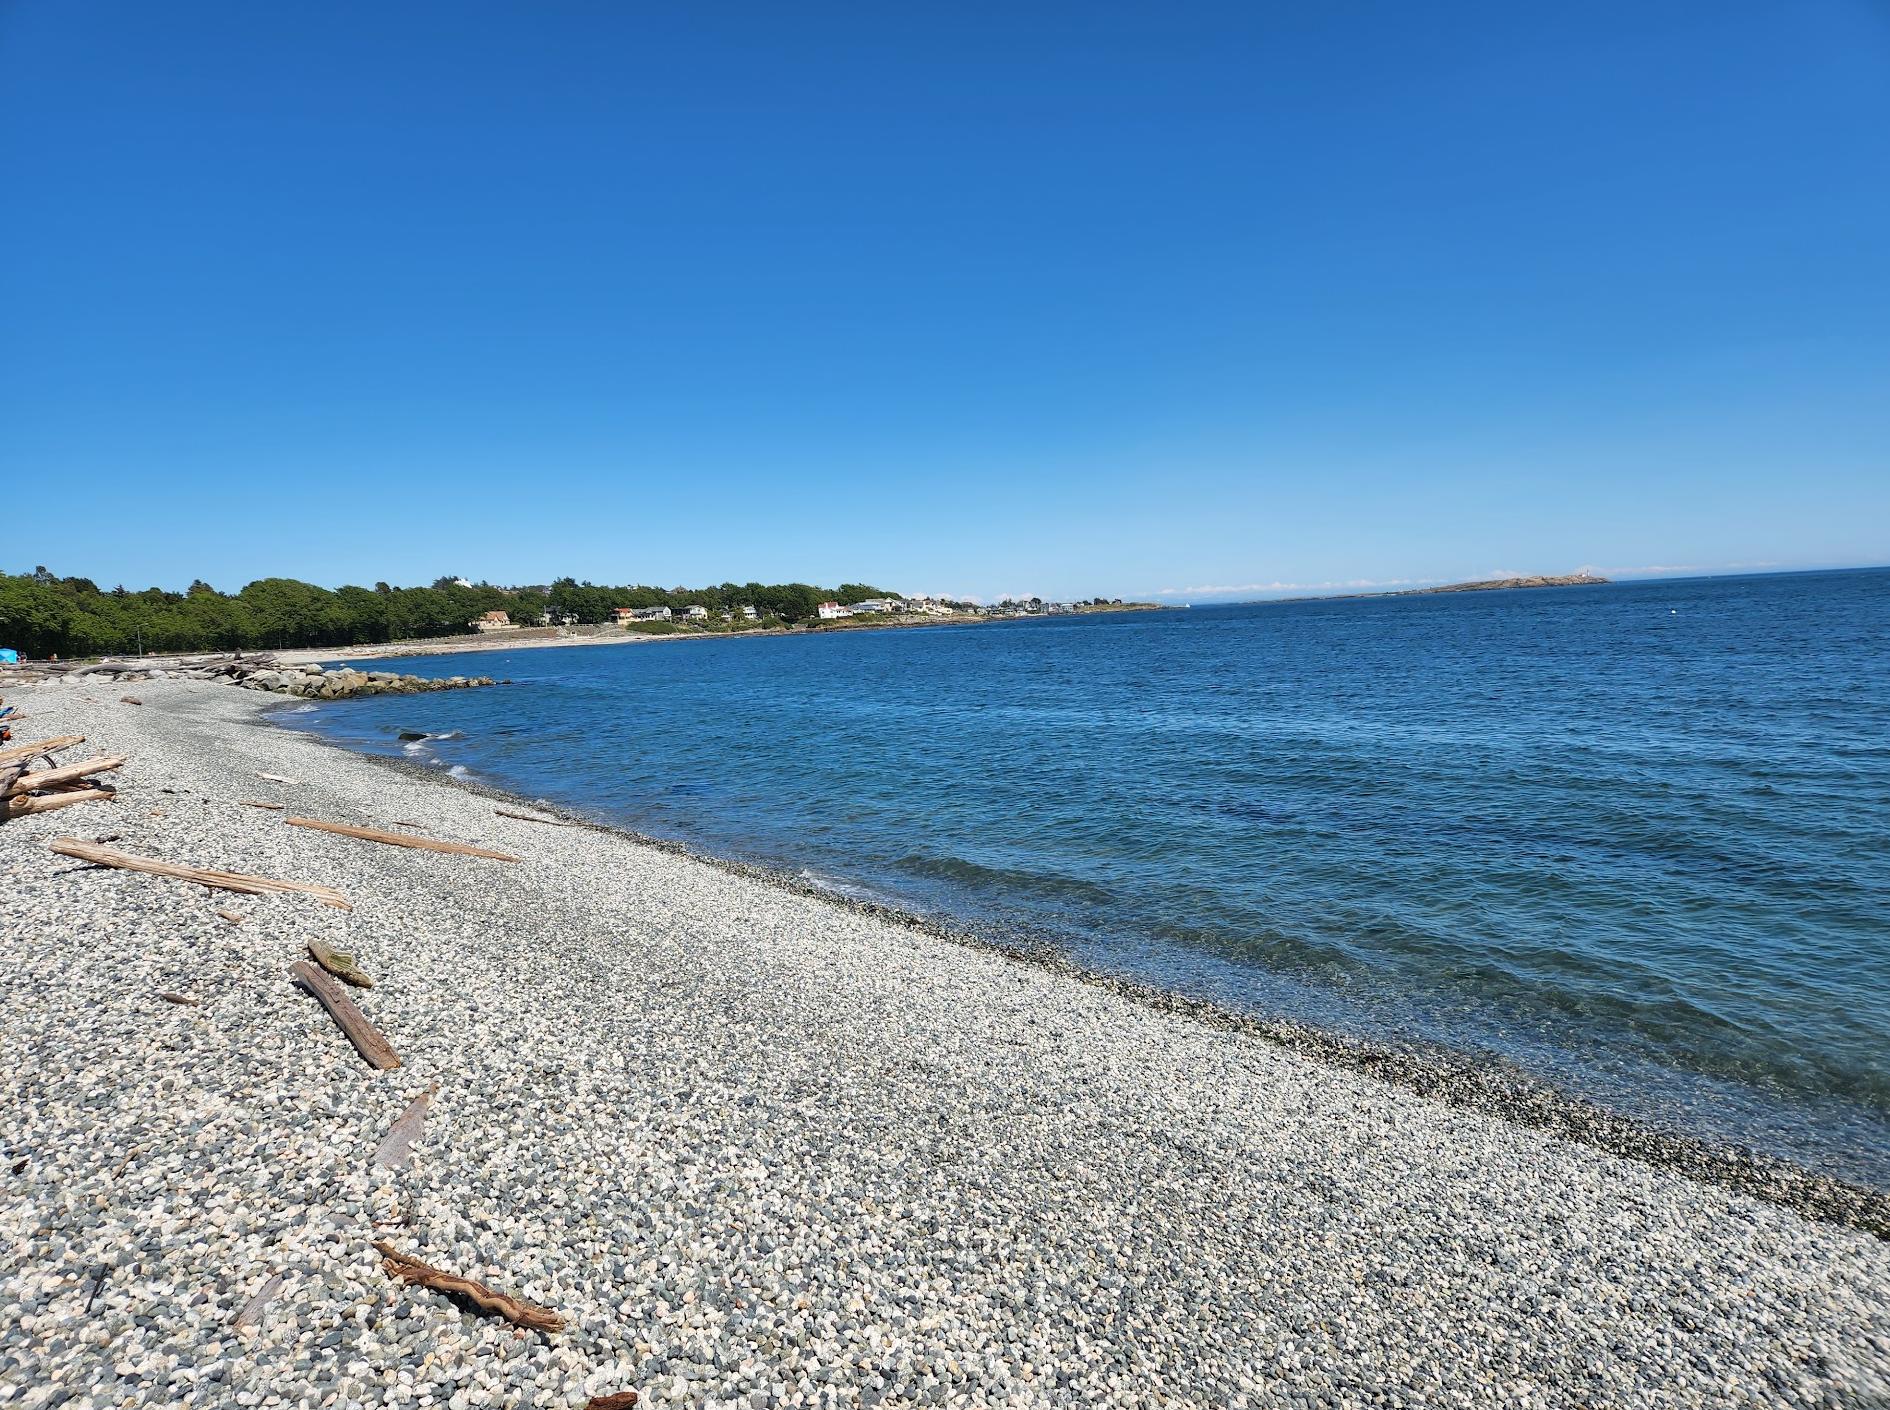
[268,603,1169,666]
[5,679,1887,1406]
[285,709,1890,1242]
[274,617,980,666]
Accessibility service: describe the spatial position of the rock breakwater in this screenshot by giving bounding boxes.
[237,665,497,699]
[0,652,497,701]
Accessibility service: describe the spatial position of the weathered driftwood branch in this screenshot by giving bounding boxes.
[119,696,143,706]
[5,754,127,797]
[5,789,116,818]
[257,773,301,785]
[285,817,521,862]
[586,1393,640,1409]
[374,1084,438,1170]
[0,735,83,767]
[290,960,400,1069]
[49,837,353,910]
[158,991,201,1007]
[495,808,576,828]
[237,800,286,810]
[309,937,374,988]
[234,1272,284,1330]
[373,1241,564,1333]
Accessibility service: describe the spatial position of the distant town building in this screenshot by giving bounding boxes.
[738,605,758,620]
[614,606,672,623]
[540,609,577,627]
[676,604,710,620]
[817,601,852,620]
[471,610,513,632]
[849,598,901,614]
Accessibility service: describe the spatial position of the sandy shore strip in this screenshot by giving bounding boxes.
[2,682,1887,1409]
[273,615,988,667]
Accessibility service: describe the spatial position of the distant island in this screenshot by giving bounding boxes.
[1273,572,1608,605]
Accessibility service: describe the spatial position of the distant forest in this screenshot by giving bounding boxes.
[0,569,902,659]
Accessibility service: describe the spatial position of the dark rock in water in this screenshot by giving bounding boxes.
[397,731,427,742]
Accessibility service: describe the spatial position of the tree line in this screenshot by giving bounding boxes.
[0,568,903,659]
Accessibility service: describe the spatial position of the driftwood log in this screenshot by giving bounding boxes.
[0,735,83,767]
[50,837,353,910]
[5,754,127,797]
[290,960,400,1069]
[285,817,521,862]
[373,1084,437,1170]
[308,937,374,988]
[5,789,116,819]
[373,1241,564,1333]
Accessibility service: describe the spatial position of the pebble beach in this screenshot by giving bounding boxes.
[3,680,1888,1409]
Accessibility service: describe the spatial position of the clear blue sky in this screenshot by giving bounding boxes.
[2,2,1886,601]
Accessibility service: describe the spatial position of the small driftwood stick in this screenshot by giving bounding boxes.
[234,1272,284,1329]
[587,1393,640,1409]
[374,1084,438,1170]
[308,937,374,988]
[0,735,83,767]
[373,1241,564,1333]
[257,773,301,785]
[285,817,521,862]
[495,808,575,827]
[5,754,128,797]
[237,800,286,811]
[50,837,353,910]
[119,696,143,706]
[215,907,245,924]
[290,960,400,1070]
[5,789,116,818]
[158,991,201,1007]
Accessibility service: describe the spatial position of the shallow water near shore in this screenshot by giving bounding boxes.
[290,568,1890,1189]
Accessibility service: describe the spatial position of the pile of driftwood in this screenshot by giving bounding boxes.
[1,736,124,821]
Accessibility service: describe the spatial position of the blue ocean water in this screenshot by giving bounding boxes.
[292,569,1890,1187]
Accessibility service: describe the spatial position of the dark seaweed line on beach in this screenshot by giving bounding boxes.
[273,716,1890,1243]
